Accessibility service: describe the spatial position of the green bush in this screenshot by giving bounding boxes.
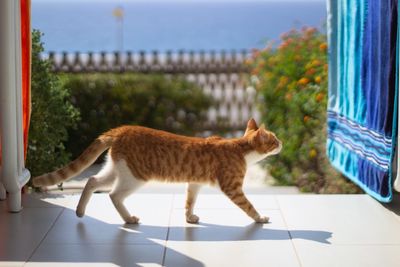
[61,74,212,159]
[26,30,79,178]
[249,27,361,194]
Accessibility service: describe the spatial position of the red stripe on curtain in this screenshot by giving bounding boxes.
[20,0,31,159]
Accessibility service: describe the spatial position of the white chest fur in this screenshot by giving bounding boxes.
[244,151,268,166]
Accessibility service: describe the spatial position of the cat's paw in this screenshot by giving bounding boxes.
[125,216,140,224]
[76,209,85,218]
[186,214,200,224]
[255,216,269,223]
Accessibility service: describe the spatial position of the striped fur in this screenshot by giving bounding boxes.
[32,135,113,186]
[32,118,282,224]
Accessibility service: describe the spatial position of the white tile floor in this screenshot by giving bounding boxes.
[0,191,399,267]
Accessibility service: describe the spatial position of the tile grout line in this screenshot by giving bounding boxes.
[275,195,303,267]
[162,193,175,266]
[25,207,66,263]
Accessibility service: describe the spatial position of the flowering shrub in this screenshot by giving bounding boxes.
[249,27,360,193]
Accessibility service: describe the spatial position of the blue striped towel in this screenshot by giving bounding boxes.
[327,0,398,202]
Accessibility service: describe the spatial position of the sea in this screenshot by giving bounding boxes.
[32,0,326,53]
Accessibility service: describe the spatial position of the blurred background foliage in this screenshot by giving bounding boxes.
[28,30,211,176]
[27,30,79,178]
[61,73,211,159]
[248,27,361,193]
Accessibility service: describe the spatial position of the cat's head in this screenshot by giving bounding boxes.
[244,118,282,156]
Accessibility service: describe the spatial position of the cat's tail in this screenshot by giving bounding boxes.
[32,134,114,187]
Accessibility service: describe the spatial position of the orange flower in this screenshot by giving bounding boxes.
[315,92,324,102]
[319,42,328,51]
[278,42,288,50]
[315,76,322,83]
[298,77,310,86]
[285,93,293,101]
[309,149,317,158]
[311,59,321,67]
[303,115,311,123]
[305,68,316,76]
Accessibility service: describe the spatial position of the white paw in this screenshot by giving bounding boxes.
[125,216,140,224]
[186,214,200,224]
[255,216,269,223]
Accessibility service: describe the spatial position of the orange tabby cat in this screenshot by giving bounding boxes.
[33,118,282,224]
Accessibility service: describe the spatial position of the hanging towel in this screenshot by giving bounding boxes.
[327,0,398,202]
[21,0,31,159]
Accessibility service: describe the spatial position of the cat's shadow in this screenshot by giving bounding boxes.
[2,194,333,267]
[120,221,332,244]
[75,218,331,266]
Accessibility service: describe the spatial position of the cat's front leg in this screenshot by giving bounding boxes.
[219,179,269,223]
[185,183,201,223]
[109,173,144,224]
[110,191,140,224]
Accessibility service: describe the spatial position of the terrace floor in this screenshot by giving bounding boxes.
[1,186,400,267]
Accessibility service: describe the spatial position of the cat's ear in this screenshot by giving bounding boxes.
[253,128,270,144]
[244,118,258,135]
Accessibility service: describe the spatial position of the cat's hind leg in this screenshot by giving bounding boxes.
[110,160,145,224]
[76,158,116,218]
[185,183,201,223]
